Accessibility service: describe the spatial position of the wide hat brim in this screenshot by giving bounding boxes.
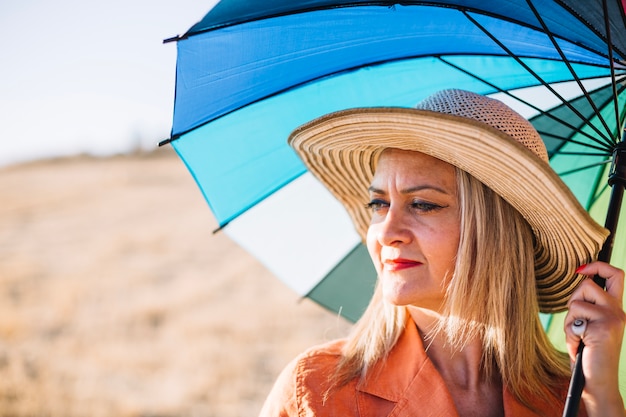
[289,107,609,313]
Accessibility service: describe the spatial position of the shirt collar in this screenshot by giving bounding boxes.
[356,316,429,402]
[355,315,566,417]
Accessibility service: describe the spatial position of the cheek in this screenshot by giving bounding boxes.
[432,229,460,272]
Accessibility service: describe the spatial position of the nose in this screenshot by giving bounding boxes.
[371,204,412,246]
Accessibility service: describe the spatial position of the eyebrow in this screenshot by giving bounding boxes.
[368,185,451,195]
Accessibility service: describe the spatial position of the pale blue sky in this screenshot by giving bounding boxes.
[0,0,218,167]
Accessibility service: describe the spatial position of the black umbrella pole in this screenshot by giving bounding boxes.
[563,136,626,417]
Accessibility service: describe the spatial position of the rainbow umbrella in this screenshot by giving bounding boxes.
[161,1,625,413]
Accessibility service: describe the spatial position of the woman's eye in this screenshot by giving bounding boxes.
[410,201,443,212]
[365,199,388,212]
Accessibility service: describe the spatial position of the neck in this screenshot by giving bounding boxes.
[407,306,496,390]
[407,306,504,417]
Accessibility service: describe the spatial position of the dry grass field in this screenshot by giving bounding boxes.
[0,148,351,417]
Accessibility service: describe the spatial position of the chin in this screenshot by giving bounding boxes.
[381,286,443,310]
[381,288,416,306]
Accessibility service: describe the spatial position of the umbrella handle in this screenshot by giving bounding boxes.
[563,342,586,417]
[562,136,626,417]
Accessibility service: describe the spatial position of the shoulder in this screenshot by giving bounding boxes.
[259,339,353,416]
[279,338,347,396]
[293,338,346,375]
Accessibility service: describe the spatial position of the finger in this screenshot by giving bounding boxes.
[568,278,614,309]
[576,262,624,304]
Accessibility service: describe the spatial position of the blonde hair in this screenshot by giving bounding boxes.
[328,167,570,406]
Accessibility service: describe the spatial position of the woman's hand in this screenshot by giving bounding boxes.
[565,261,626,416]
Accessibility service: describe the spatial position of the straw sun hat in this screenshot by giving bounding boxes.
[288,89,609,313]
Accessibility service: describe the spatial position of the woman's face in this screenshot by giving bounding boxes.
[366,148,460,311]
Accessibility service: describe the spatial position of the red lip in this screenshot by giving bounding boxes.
[383,258,422,271]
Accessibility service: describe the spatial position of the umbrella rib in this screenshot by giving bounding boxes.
[437,56,616,153]
[602,0,624,136]
[537,130,614,155]
[545,81,626,155]
[597,78,626,138]
[589,181,610,210]
[552,151,612,157]
[463,10,615,148]
[526,0,617,142]
[557,159,612,177]
[555,0,626,58]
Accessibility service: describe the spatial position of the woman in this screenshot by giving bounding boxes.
[260,89,625,416]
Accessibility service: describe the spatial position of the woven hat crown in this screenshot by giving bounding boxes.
[416,89,549,162]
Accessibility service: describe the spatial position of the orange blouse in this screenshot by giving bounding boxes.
[259,318,582,417]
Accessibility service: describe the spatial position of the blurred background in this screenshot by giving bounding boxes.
[0,2,351,416]
[1,0,211,167]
